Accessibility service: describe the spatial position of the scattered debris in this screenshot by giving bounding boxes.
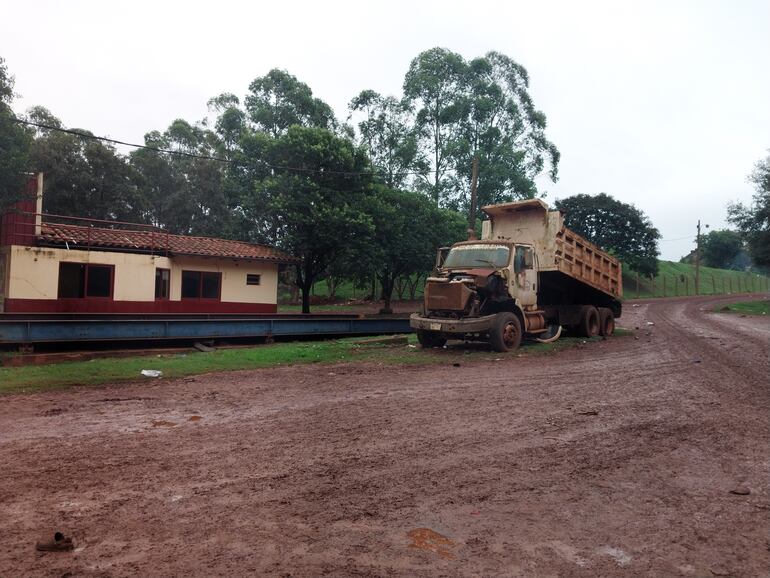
[407,344,417,348]
[35,532,74,552]
[729,486,751,496]
[577,410,599,416]
[646,322,655,326]
[631,304,640,307]
[452,363,461,367]
[597,545,632,567]
[151,420,177,428]
[693,359,702,364]
[193,342,216,353]
[407,528,456,559]
[188,415,203,422]
[140,369,163,378]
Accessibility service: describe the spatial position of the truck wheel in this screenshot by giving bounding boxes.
[417,330,447,348]
[490,312,522,352]
[598,308,615,336]
[578,306,600,337]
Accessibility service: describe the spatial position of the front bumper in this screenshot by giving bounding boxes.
[409,313,496,334]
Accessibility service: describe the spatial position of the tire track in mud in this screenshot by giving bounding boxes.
[0,295,768,577]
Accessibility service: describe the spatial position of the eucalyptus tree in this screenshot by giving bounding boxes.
[0,57,32,209]
[402,48,560,209]
[348,90,426,189]
[24,107,142,222]
[245,69,336,137]
[449,51,560,209]
[130,119,235,237]
[403,47,468,204]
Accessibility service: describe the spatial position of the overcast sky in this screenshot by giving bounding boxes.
[2,0,768,260]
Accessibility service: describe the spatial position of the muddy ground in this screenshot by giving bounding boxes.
[0,295,768,577]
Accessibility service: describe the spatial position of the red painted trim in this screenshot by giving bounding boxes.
[3,298,277,314]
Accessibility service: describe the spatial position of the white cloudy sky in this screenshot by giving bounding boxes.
[1,0,768,260]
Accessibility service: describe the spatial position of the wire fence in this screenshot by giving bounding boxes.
[627,271,770,299]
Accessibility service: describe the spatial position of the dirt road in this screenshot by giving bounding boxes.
[1,295,768,577]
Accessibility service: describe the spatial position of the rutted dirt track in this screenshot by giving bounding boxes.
[0,296,768,577]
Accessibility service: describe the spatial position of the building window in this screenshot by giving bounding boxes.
[57,262,114,298]
[181,270,221,299]
[155,268,170,300]
[246,274,261,286]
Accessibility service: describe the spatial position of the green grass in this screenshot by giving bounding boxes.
[714,299,770,315]
[623,260,769,299]
[0,331,627,396]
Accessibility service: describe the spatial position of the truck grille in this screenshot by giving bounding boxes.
[425,281,473,311]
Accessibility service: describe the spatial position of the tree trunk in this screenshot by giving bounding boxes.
[379,272,395,314]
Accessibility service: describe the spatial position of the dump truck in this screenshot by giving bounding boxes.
[409,199,623,351]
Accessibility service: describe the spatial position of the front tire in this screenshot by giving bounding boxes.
[490,312,522,352]
[417,330,447,348]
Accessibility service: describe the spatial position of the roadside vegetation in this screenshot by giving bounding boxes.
[622,260,768,299]
[0,332,625,395]
[715,299,770,315]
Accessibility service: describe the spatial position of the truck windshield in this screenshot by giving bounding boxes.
[443,244,510,268]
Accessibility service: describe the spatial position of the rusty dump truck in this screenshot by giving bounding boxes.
[410,199,623,351]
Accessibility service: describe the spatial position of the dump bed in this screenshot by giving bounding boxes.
[481,199,622,299]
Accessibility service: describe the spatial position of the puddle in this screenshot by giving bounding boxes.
[407,528,457,559]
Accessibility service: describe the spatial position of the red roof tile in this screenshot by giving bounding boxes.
[38,223,297,263]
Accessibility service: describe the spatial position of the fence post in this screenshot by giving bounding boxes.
[685,275,689,295]
[711,276,716,294]
[663,275,667,297]
[651,275,656,297]
[729,277,733,293]
[636,272,640,299]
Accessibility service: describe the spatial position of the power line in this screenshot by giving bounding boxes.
[659,235,695,242]
[11,117,437,179]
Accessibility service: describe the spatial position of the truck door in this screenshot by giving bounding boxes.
[513,245,537,306]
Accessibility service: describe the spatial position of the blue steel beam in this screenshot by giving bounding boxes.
[0,317,413,344]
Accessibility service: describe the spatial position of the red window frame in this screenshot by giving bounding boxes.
[180,270,222,300]
[57,262,115,299]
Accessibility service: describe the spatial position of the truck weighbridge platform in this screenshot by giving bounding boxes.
[0,314,413,345]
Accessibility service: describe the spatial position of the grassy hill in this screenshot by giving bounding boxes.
[622,260,769,299]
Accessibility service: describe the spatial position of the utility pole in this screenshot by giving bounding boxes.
[695,219,702,295]
[467,156,479,240]
[694,219,709,296]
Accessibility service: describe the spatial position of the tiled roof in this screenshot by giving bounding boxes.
[38,222,297,263]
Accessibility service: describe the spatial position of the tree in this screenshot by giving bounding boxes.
[700,229,745,270]
[245,69,335,137]
[728,152,770,268]
[130,119,238,237]
[554,193,661,276]
[25,107,143,222]
[403,47,468,203]
[240,126,374,313]
[0,57,32,209]
[449,52,560,209]
[402,48,559,208]
[363,186,466,312]
[348,90,426,189]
